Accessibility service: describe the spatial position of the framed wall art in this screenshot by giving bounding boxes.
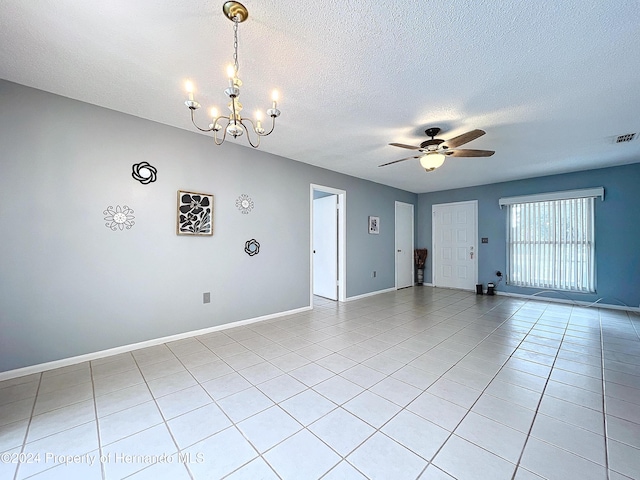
[368,216,380,235]
[177,190,213,236]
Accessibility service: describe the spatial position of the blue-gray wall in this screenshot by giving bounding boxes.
[0,80,416,372]
[417,163,640,309]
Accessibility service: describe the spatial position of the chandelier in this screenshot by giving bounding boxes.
[184,1,281,148]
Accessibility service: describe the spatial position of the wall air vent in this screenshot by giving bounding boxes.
[615,133,636,143]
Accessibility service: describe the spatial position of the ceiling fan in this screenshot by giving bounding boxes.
[380,127,495,171]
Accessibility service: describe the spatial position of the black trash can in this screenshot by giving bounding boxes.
[476,284,483,295]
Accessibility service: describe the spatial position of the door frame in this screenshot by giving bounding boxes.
[395,201,415,290]
[310,184,346,305]
[431,200,478,290]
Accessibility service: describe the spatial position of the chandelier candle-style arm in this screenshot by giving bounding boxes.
[186,98,279,148]
[188,107,278,147]
[188,107,215,133]
[182,1,281,149]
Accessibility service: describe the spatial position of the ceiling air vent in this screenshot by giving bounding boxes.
[615,133,636,143]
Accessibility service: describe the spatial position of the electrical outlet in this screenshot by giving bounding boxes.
[372,271,376,278]
[203,292,211,304]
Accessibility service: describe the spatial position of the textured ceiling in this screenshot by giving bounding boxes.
[1,0,639,193]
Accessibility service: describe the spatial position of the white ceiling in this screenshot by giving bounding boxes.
[2,0,639,193]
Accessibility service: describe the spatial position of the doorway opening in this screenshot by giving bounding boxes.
[395,201,415,289]
[310,184,346,305]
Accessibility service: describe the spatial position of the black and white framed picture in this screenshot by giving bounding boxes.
[177,190,213,236]
[368,216,380,234]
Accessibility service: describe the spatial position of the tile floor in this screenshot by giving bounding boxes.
[1,287,640,480]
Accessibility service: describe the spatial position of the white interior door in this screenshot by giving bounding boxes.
[395,201,414,289]
[313,195,338,300]
[432,201,478,290]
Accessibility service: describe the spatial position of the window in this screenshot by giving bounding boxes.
[499,188,603,293]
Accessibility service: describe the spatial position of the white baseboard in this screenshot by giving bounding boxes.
[345,287,396,302]
[494,291,640,313]
[0,305,312,382]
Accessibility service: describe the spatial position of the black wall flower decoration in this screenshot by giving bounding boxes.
[132,162,158,184]
[245,239,260,256]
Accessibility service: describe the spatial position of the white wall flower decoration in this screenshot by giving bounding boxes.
[236,194,254,214]
[104,205,135,231]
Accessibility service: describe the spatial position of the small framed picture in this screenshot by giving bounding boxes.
[368,216,380,234]
[177,190,213,236]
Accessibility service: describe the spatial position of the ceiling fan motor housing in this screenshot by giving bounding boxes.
[420,138,445,150]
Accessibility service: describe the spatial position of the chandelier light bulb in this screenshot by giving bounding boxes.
[227,65,236,88]
[255,110,264,134]
[185,81,194,101]
[209,107,222,130]
[271,90,278,108]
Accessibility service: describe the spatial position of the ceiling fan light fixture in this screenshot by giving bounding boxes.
[381,128,493,169]
[419,152,445,171]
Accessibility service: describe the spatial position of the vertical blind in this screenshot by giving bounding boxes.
[507,197,595,292]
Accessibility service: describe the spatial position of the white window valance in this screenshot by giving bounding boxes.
[499,187,604,208]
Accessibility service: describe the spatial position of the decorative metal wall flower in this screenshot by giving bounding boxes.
[236,194,254,214]
[104,205,135,231]
[132,162,158,184]
[177,191,213,236]
[245,239,260,256]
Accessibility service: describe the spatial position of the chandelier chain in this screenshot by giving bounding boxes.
[233,16,239,74]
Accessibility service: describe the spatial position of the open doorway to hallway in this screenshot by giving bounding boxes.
[310,185,346,305]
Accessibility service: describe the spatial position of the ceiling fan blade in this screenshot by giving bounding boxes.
[446,149,495,157]
[389,142,422,150]
[378,156,420,167]
[445,129,486,148]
